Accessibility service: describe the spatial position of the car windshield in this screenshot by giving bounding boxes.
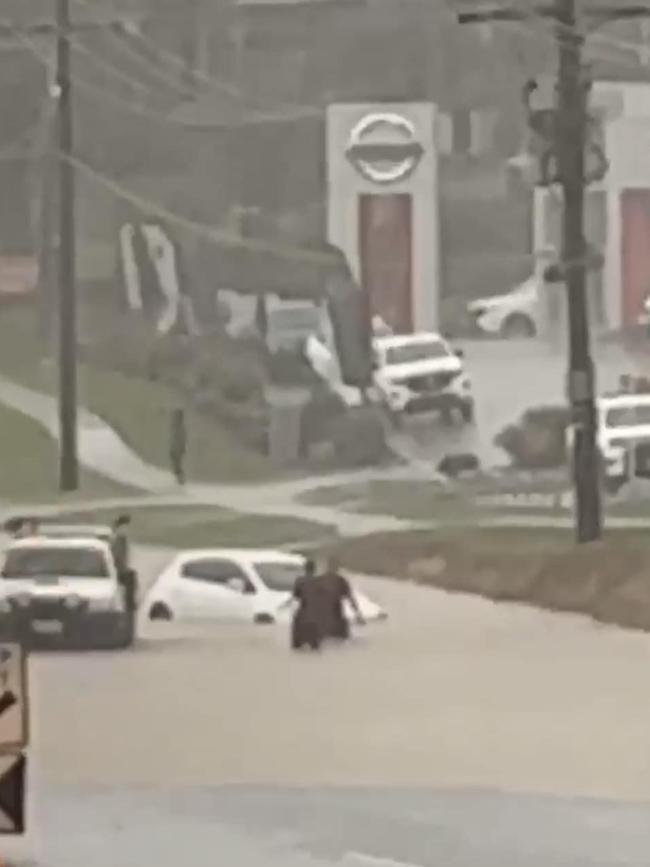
[383,339,450,366]
[1,546,110,579]
[254,561,304,592]
[605,405,650,428]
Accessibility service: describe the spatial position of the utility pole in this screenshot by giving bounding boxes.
[457,0,650,543]
[56,0,78,491]
[555,0,601,542]
[0,12,146,493]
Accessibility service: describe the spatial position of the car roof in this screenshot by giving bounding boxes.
[599,394,650,408]
[374,332,446,350]
[173,548,304,565]
[6,536,110,552]
[36,524,113,540]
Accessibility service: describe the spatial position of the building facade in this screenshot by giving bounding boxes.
[534,81,650,335]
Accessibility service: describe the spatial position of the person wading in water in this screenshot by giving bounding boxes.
[320,555,364,642]
[286,558,325,652]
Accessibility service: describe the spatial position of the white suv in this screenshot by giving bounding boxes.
[373,332,474,423]
[0,536,137,649]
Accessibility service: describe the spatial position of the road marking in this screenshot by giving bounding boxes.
[342,852,424,867]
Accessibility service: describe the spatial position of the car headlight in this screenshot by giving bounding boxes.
[64,594,82,609]
[452,374,472,392]
[9,593,31,608]
[603,442,626,458]
[385,385,410,408]
[88,597,116,613]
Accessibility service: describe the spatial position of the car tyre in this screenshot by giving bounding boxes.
[604,475,625,496]
[148,601,173,621]
[112,612,136,650]
[500,314,536,339]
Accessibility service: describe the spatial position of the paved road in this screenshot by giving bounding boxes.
[6,786,650,867]
[4,546,650,865]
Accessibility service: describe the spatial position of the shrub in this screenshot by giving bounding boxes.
[329,406,388,468]
[495,404,571,469]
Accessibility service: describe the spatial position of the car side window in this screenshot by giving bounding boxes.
[181,559,251,589]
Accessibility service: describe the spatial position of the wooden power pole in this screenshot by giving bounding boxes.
[554,0,601,542]
[56,0,78,492]
[0,9,147,492]
[458,0,650,543]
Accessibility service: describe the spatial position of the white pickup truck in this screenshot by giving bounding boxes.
[306,329,474,423]
[0,535,137,649]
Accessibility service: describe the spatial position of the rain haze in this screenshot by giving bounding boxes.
[1,0,650,865]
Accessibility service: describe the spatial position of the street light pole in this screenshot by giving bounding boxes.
[56,0,79,491]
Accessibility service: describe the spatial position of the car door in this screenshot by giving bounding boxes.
[177,558,255,621]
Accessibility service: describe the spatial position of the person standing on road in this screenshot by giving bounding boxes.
[111,514,138,612]
[320,556,364,642]
[110,514,131,575]
[287,558,324,652]
[170,407,187,486]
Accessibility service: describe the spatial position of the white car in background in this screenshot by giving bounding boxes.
[144,549,386,625]
[373,332,474,423]
[587,392,650,492]
[467,277,540,339]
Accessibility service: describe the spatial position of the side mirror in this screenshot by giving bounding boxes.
[226,576,247,594]
[454,348,465,359]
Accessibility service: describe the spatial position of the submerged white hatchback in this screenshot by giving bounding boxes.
[144,549,386,625]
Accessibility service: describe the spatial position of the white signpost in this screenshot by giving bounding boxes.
[0,643,28,835]
[0,644,28,753]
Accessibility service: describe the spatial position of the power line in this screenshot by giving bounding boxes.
[65,32,152,96]
[68,2,196,98]
[18,32,186,126]
[72,0,324,112]
[62,148,335,268]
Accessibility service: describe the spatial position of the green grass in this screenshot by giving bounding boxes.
[43,504,335,549]
[327,526,650,632]
[0,306,275,484]
[0,402,135,504]
[300,480,482,522]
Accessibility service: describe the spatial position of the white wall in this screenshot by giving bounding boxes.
[326,102,440,332]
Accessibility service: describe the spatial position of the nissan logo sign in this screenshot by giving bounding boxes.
[345,113,424,184]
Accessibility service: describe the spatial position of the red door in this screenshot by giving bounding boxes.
[358,194,413,333]
[621,189,650,328]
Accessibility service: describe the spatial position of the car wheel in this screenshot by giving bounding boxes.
[254,613,275,625]
[148,602,173,621]
[500,314,536,339]
[604,476,625,495]
[111,613,136,650]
